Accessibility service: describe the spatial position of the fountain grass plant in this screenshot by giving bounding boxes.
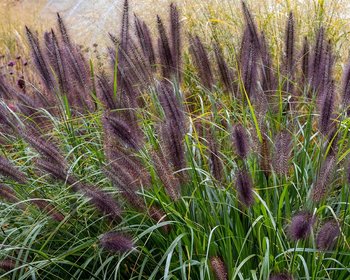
[0,0,349,279]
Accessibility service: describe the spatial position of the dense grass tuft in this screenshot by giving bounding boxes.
[0,1,349,279]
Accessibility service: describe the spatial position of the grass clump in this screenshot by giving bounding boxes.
[0,0,349,279]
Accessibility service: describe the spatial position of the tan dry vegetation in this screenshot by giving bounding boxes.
[1,0,350,77]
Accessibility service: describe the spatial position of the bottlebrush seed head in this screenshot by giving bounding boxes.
[0,259,16,272]
[210,256,228,280]
[236,167,254,207]
[288,211,315,241]
[269,272,294,280]
[316,219,340,250]
[100,232,134,253]
[232,124,250,159]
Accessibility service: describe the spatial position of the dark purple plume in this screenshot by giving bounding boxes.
[269,272,294,280]
[283,12,295,96]
[318,81,335,135]
[210,256,228,280]
[44,30,67,94]
[96,73,117,110]
[119,0,129,70]
[0,156,27,184]
[57,13,72,48]
[189,35,213,89]
[0,184,21,204]
[235,167,254,207]
[284,12,295,76]
[157,80,185,131]
[301,36,310,86]
[103,167,147,211]
[20,127,66,168]
[260,32,275,95]
[0,259,16,272]
[157,81,186,174]
[310,27,333,95]
[260,133,271,177]
[100,232,134,253]
[213,42,235,94]
[159,119,186,175]
[288,211,315,241]
[316,219,340,250]
[82,185,122,221]
[240,26,258,99]
[25,26,54,91]
[273,130,292,175]
[241,1,261,51]
[31,199,65,222]
[170,3,181,81]
[134,15,156,70]
[102,112,142,150]
[342,57,350,112]
[35,157,68,182]
[207,127,224,182]
[151,150,181,201]
[157,15,174,78]
[0,74,16,100]
[311,155,335,202]
[232,124,250,159]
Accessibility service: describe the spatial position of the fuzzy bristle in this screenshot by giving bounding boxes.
[210,256,228,280]
[269,272,294,280]
[288,211,315,241]
[232,124,250,159]
[311,155,335,202]
[100,232,134,253]
[316,219,340,250]
[236,167,254,207]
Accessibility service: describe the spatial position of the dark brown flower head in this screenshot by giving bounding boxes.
[35,158,68,182]
[342,57,350,114]
[0,156,27,184]
[102,112,141,150]
[301,36,310,86]
[148,206,170,233]
[207,127,224,182]
[311,26,325,92]
[151,150,181,201]
[311,155,335,202]
[213,42,235,94]
[288,211,315,241]
[316,219,340,251]
[273,130,292,175]
[318,81,335,135]
[232,124,250,159]
[239,26,258,98]
[31,199,65,222]
[269,272,294,280]
[189,34,213,89]
[0,184,24,210]
[134,14,156,70]
[7,61,15,67]
[157,15,173,78]
[241,1,261,51]
[236,168,254,207]
[82,185,122,221]
[100,232,134,253]
[25,26,54,91]
[210,256,228,280]
[285,12,295,72]
[170,3,181,81]
[0,259,16,272]
[260,31,276,94]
